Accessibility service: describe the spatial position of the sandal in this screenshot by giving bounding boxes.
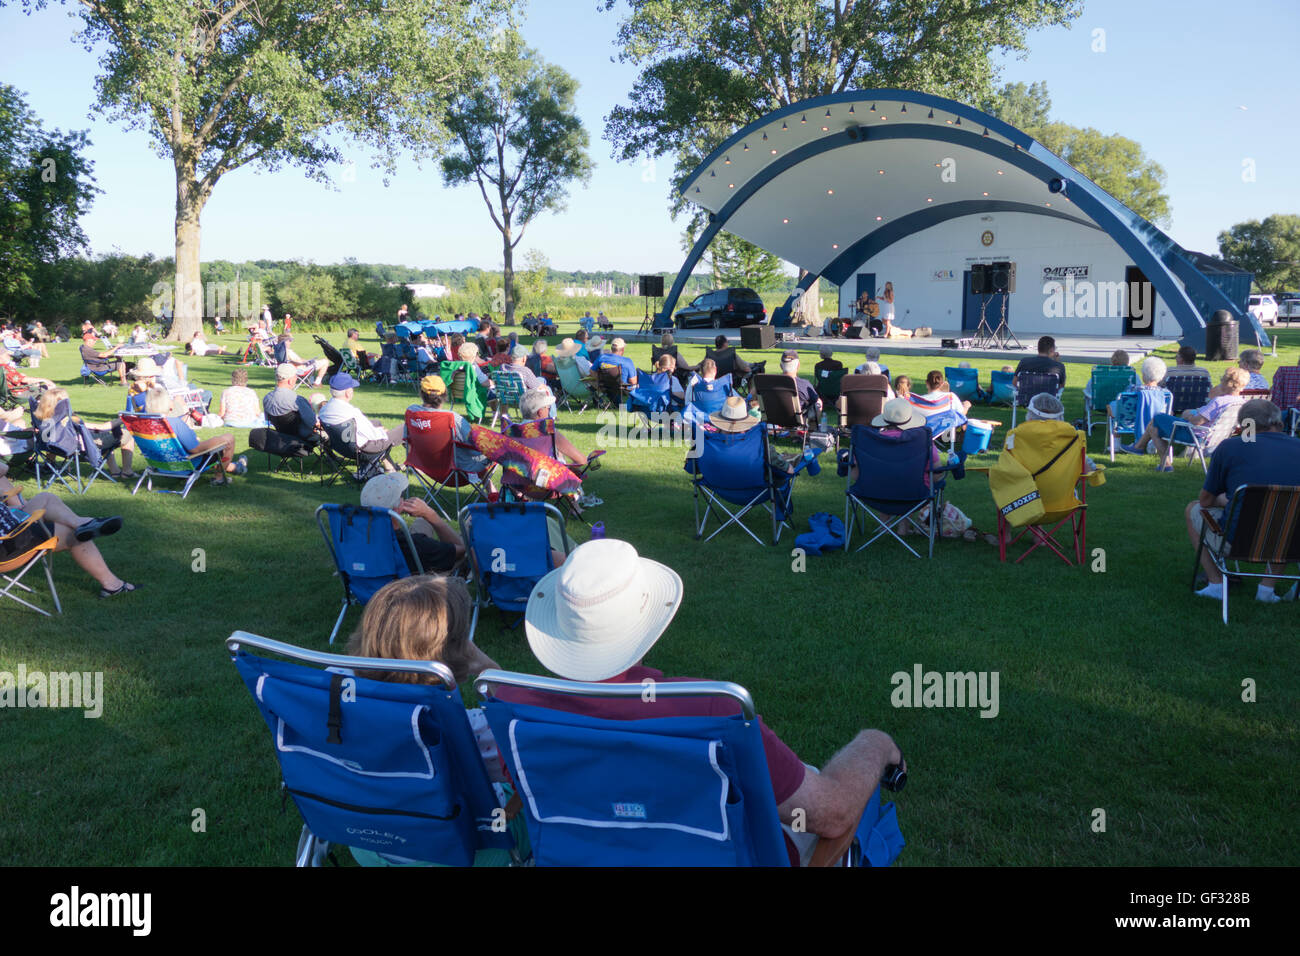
[99,581,139,599]
[211,475,233,486]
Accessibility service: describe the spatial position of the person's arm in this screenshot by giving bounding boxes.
[555,431,588,468]
[397,498,466,561]
[776,729,902,839]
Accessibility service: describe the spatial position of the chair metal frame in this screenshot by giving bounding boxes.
[315,504,424,644]
[319,418,394,488]
[1192,484,1300,624]
[688,423,792,546]
[1168,401,1243,473]
[1106,386,1173,462]
[0,505,61,617]
[844,425,950,559]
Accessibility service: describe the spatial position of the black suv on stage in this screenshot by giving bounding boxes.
[674,288,767,329]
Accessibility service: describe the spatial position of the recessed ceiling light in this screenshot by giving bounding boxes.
[782,218,789,224]
[848,105,855,114]
[827,189,834,195]
[762,132,768,141]
[1045,202,1052,207]
[782,122,788,130]
[825,109,832,118]
[945,119,953,125]
[926,197,933,202]
[983,192,989,196]
[875,216,883,221]
[878,170,885,174]
[928,109,935,119]
[935,162,941,167]
[869,103,876,111]
[996,170,1003,175]
[728,183,735,188]
[832,243,839,249]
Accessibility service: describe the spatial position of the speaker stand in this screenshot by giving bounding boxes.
[637,294,661,336]
[972,295,996,348]
[990,295,1023,350]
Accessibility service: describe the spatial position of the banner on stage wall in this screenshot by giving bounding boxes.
[1041,265,1090,282]
[931,269,958,282]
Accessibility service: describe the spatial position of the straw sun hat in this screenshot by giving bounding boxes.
[708,394,759,433]
[871,397,926,429]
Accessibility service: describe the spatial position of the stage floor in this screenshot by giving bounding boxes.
[621,326,1174,364]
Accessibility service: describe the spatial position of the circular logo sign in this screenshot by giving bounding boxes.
[981,230,995,247]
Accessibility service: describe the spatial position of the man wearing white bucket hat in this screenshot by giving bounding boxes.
[505,537,905,865]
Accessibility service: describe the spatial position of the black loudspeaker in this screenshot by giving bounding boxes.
[845,326,863,339]
[740,324,776,349]
[970,264,989,295]
[639,275,664,297]
[990,261,1015,294]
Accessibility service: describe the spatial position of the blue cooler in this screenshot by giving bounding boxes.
[961,420,992,460]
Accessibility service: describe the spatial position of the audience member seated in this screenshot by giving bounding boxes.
[1082,349,1131,402]
[814,346,844,378]
[1122,366,1248,470]
[596,337,638,387]
[923,369,971,415]
[859,399,942,494]
[706,334,750,385]
[1,347,54,392]
[851,362,894,399]
[217,368,267,427]
[596,310,613,331]
[142,385,246,485]
[80,333,128,385]
[0,461,135,597]
[776,350,821,426]
[555,338,592,376]
[318,372,402,464]
[893,375,912,400]
[124,358,162,413]
[586,334,604,366]
[526,340,558,384]
[1,325,48,361]
[497,538,906,867]
[33,388,136,478]
[649,354,685,403]
[853,347,889,380]
[1015,335,1067,389]
[263,364,320,439]
[1237,349,1269,391]
[343,574,523,866]
[573,329,592,359]
[1160,344,1211,384]
[346,328,378,372]
[278,334,327,387]
[359,472,468,575]
[504,346,546,391]
[684,357,725,407]
[1186,399,1300,603]
[408,374,494,479]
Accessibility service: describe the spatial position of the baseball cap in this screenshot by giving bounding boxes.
[329,371,360,390]
[276,363,297,380]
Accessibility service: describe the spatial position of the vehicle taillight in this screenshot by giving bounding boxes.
[726,303,734,311]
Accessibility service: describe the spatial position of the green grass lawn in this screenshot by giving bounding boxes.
[2,326,1297,866]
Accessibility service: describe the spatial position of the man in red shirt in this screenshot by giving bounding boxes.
[502,537,904,865]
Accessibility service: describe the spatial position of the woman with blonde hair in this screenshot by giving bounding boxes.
[1122,366,1249,470]
[34,387,136,478]
[345,575,523,866]
[143,384,245,484]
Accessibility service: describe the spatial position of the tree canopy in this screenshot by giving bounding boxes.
[441,32,592,324]
[0,83,97,317]
[983,81,1172,226]
[1218,215,1300,292]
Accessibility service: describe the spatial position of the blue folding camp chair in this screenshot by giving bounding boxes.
[989,369,1015,406]
[1083,365,1136,434]
[227,631,518,866]
[316,503,424,644]
[1165,374,1211,416]
[459,501,571,641]
[686,423,793,545]
[490,368,526,426]
[119,412,222,498]
[944,366,983,404]
[627,370,680,426]
[80,363,113,387]
[476,669,906,867]
[1010,371,1062,427]
[683,373,734,427]
[844,425,954,558]
[1106,386,1172,461]
[33,399,114,494]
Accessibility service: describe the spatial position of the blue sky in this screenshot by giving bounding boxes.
[2,0,1297,274]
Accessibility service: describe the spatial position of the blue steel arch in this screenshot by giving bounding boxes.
[664,93,1259,346]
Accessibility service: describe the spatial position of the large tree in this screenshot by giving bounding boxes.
[603,0,1083,326]
[983,81,1172,226]
[1218,215,1300,292]
[440,32,592,327]
[0,83,97,318]
[7,0,509,340]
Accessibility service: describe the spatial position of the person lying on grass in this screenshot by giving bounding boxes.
[0,460,137,598]
[344,574,522,866]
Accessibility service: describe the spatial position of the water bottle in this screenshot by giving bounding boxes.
[803,448,821,477]
[590,521,605,540]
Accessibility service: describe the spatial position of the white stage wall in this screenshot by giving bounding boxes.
[836,211,1186,338]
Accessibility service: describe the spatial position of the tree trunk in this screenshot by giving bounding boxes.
[169,164,206,343]
[502,225,515,327]
[799,270,821,329]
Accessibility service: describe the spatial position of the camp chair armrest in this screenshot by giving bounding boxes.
[0,508,47,541]
[807,805,866,867]
[1200,508,1224,535]
[2,485,24,502]
[186,448,220,460]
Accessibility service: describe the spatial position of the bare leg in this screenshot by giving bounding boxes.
[51,524,124,591]
[189,433,236,469]
[25,491,90,530]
